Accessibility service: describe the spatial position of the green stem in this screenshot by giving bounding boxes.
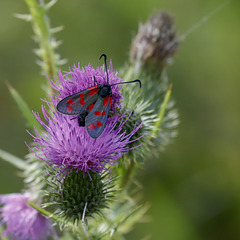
[76,222,89,240]
[6,82,43,131]
[24,0,59,93]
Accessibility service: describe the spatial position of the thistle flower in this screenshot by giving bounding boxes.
[27,61,143,179]
[130,11,179,74]
[0,193,54,240]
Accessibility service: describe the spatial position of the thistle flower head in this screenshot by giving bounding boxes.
[28,60,143,178]
[0,193,54,240]
[130,11,179,73]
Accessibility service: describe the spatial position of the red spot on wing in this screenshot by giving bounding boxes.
[86,85,97,90]
[102,110,106,116]
[97,122,103,127]
[79,93,84,98]
[89,89,99,95]
[67,106,72,113]
[103,96,109,106]
[88,103,94,112]
[68,99,73,104]
[88,123,96,129]
[94,111,101,116]
[80,98,85,105]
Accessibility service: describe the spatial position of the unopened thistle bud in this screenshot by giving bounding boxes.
[45,171,114,223]
[130,11,179,74]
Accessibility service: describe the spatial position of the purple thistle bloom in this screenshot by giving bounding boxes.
[0,193,54,240]
[27,60,143,178]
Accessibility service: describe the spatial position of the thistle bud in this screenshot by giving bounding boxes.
[130,11,179,74]
[45,171,114,223]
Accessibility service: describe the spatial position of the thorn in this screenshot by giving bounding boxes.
[14,13,32,22]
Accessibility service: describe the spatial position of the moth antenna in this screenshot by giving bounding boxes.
[93,76,98,85]
[99,54,109,84]
[111,79,142,88]
[82,202,88,223]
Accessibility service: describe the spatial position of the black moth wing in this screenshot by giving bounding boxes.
[86,96,112,138]
[56,86,99,115]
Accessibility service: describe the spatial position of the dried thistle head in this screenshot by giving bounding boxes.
[130,11,179,74]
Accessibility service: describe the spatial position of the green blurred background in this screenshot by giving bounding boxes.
[1,0,240,239]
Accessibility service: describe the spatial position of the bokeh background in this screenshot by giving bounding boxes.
[1,0,240,239]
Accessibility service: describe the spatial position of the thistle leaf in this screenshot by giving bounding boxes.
[0,149,25,169]
[28,202,59,222]
[6,83,42,132]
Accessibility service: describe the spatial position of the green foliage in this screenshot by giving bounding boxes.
[0,149,25,169]
[6,83,43,132]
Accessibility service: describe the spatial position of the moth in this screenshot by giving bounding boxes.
[57,54,141,138]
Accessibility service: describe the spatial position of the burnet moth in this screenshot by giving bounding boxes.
[57,54,141,138]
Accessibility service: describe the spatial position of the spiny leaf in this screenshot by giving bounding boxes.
[0,149,25,169]
[28,202,58,220]
[6,83,42,132]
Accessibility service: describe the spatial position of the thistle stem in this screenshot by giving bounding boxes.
[24,0,59,94]
[76,222,89,240]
